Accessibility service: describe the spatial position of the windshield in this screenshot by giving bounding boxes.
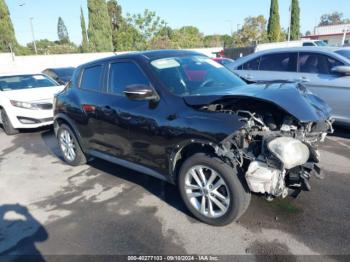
[335,49,350,60]
[0,74,59,91]
[150,55,245,96]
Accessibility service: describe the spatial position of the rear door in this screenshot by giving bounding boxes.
[77,62,132,158]
[76,63,106,152]
[297,52,350,123]
[234,52,298,82]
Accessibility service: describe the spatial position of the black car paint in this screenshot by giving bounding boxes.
[54,50,331,184]
[184,82,332,122]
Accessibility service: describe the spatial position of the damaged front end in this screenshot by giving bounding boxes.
[204,103,334,200]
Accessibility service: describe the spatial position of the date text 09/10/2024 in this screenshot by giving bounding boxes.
[127,255,219,261]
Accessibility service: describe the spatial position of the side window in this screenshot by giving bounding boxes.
[260,53,298,72]
[241,57,260,70]
[302,42,316,46]
[80,65,102,91]
[327,56,344,70]
[299,53,344,74]
[108,62,150,95]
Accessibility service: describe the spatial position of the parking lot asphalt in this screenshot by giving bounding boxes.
[0,126,349,259]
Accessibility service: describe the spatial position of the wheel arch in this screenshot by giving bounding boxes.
[54,114,87,153]
[170,139,220,184]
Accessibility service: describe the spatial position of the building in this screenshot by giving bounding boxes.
[302,24,350,46]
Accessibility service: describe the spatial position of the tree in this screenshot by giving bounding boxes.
[319,12,350,26]
[280,27,288,41]
[203,35,223,47]
[267,0,281,42]
[107,0,124,51]
[171,26,204,48]
[26,39,78,55]
[290,0,300,40]
[125,9,166,49]
[107,0,123,31]
[233,16,267,47]
[80,7,89,52]
[113,22,144,51]
[221,34,234,48]
[57,17,69,43]
[150,26,174,49]
[87,0,113,52]
[0,0,18,52]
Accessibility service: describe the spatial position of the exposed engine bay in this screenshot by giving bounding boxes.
[201,99,334,199]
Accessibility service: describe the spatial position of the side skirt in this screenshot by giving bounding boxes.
[89,150,172,183]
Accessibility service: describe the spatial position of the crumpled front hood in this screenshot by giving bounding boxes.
[2,85,65,102]
[184,82,332,122]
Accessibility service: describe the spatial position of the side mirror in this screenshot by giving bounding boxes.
[124,84,159,101]
[331,66,350,75]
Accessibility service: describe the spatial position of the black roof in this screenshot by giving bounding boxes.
[79,49,203,68]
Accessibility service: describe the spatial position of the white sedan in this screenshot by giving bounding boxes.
[0,73,65,135]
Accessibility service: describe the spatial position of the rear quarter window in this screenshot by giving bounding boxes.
[80,65,103,91]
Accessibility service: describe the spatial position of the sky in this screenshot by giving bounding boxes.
[7,0,350,46]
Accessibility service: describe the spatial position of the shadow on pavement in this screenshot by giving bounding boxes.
[91,158,192,216]
[0,204,48,259]
[40,129,193,220]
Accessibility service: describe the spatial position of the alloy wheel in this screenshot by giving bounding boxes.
[184,165,230,218]
[59,129,76,162]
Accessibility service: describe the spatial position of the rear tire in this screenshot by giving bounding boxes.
[57,124,87,166]
[178,153,251,226]
[1,109,19,135]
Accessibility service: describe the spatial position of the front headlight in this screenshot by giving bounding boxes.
[268,137,310,169]
[10,100,39,110]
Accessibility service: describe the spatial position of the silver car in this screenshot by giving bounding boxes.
[231,47,350,126]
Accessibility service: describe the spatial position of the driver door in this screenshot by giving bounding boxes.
[106,60,170,174]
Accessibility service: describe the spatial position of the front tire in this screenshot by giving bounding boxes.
[1,109,19,135]
[57,124,87,166]
[178,153,251,226]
